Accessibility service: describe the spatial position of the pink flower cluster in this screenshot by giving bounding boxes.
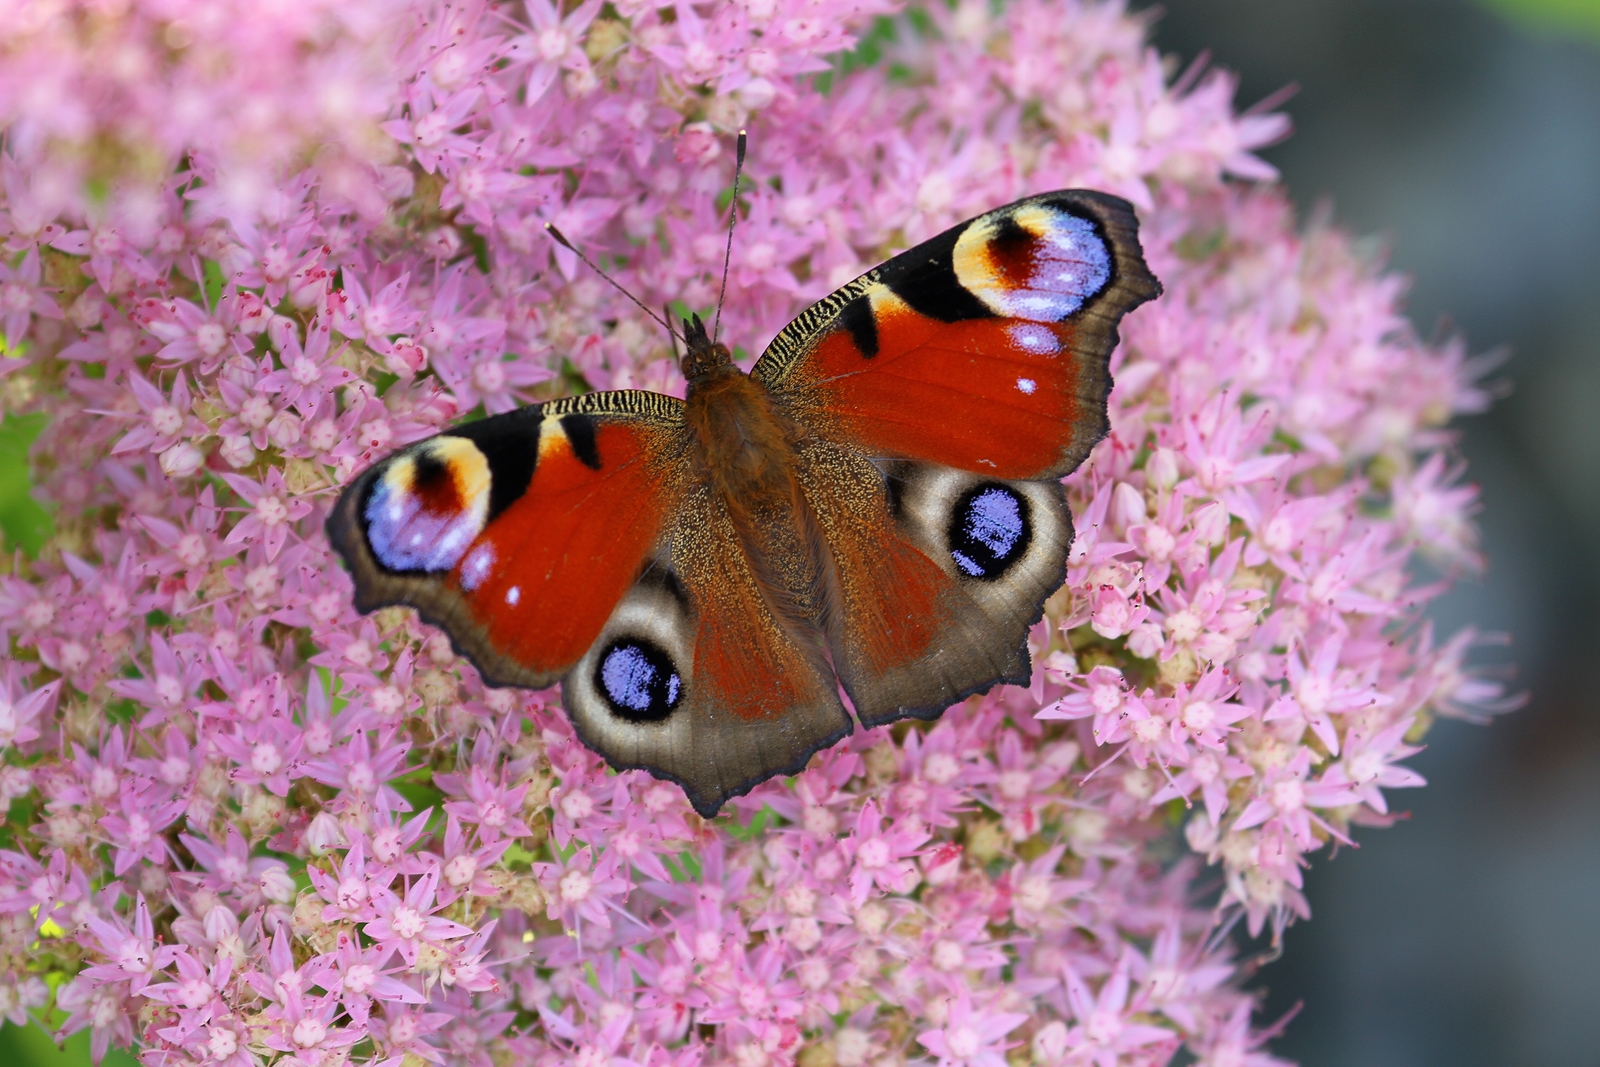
[0,2,1515,1067]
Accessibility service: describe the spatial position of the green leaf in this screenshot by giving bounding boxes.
[202,260,227,308]
[102,698,138,726]
[371,370,401,397]
[0,1021,139,1067]
[0,412,54,557]
[502,841,539,869]
[815,14,901,94]
[559,358,593,395]
[391,780,444,813]
[675,849,703,882]
[723,804,777,842]
[666,299,713,328]
[459,225,492,273]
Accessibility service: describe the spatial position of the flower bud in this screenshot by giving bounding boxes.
[1186,814,1221,853]
[69,290,105,330]
[385,336,428,377]
[1191,500,1229,546]
[219,435,255,468]
[1127,621,1165,659]
[258,864,296,904]
[159,441,205,478]
[424,226,462,259]
[675,121,721,165]
[1147,446,1180,489]
[267,314,299,351]
[1110,480,1147,532]
[737,77,776,110]
[305,812,348,856]
[236,292,269,334]
[266,411,302,450]
[203,905,239,943]
[920,842,963,886]
[1033,1022,1069,1065]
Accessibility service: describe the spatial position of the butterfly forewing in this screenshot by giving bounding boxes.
[327,391,689,689]
[754,190,1159,481]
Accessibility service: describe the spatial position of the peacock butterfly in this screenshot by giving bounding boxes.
[328,185,1161,817]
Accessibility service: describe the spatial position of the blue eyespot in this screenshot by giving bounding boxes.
[949,485,1031,580]
[597,638,683,723]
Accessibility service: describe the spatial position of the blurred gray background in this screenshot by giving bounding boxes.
[1141,1,1600,1065]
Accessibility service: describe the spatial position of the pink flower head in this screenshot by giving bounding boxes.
[363,870,472,968]
[846,799,926,905]
[1057,961,1181,1067]
[0,3,1515,1066]
[917,989,1030,1067]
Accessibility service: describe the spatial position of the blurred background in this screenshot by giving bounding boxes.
[4,2,1597,1066]
[1143,1,1600,1065]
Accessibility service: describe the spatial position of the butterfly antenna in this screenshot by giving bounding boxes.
[545,223,678,345]
[711,129,747,345]
[664,304,681,359]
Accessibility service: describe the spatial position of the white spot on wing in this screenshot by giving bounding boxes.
[1008,322,1060,355]
[506,586,521,606]
[461,543,496,591]
[1016,377,1037,394]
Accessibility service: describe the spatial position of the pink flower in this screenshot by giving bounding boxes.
[315,934,425,1025]
[1233,748,1364,849]
[917,990,1030,1067]
[0,248,61,344]
[438,765,533,842]
[846,799,926,905]
[221,469,313,562]
[1057,962,1180,1067]
[98,782,186,874]
[0,668,57,749]
[535,846,628,932]
[363,871,473,967]
[308,843,386,923]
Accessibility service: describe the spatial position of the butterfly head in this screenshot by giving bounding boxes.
[680,313,734,385]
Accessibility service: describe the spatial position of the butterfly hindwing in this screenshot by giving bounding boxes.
[327,391,688,688]
[754,190,1159,480]
[798,441,1074,728]
[562,482,852,817]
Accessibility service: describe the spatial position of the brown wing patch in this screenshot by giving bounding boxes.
[798,442,1074,728]
[562,482,852,818]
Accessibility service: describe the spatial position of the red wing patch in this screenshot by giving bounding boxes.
[804,309,1093,479]
[328,395,688,689]
[754,190,1161,481]
[449,417,680,676]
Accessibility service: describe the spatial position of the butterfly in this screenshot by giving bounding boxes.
[328,188,1160,817]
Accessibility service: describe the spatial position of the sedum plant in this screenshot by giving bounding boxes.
[0,2,1513,1066]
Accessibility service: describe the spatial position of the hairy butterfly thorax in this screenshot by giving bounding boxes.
[681,313,825,627]
[330,132,1161,815]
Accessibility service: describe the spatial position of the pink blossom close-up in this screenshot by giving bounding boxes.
[0,3,1519,1067]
